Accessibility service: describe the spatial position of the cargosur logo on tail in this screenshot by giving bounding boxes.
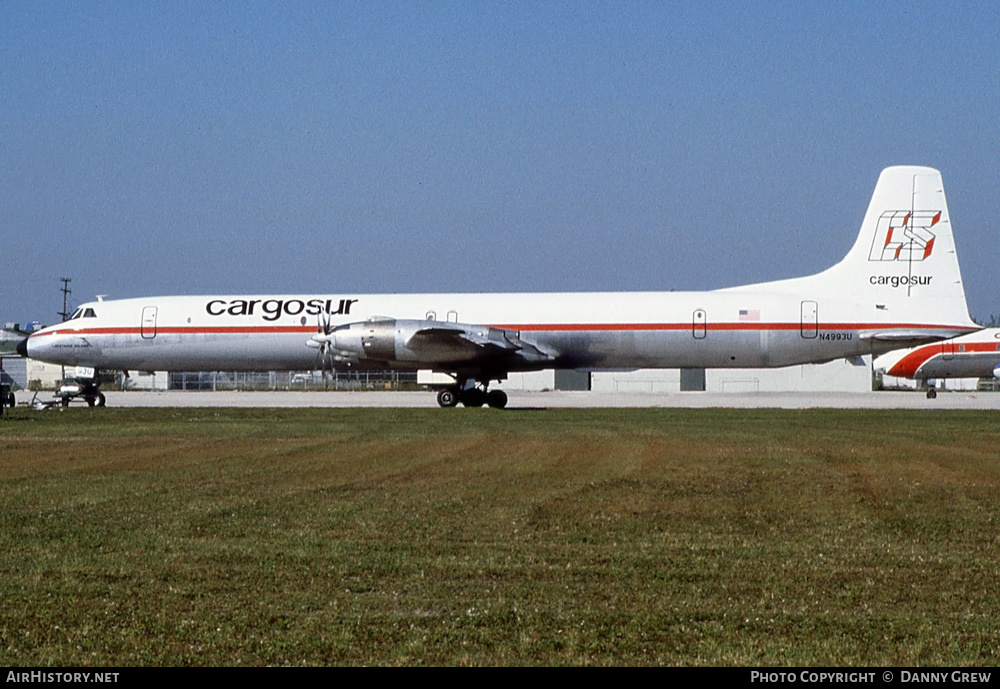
[869,210,941,262]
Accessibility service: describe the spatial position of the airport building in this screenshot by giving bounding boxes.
[10,355,989,396]
[424,355,876,393]
[16,359,169,391]
[14,355,880,394]
[0,356,27,391]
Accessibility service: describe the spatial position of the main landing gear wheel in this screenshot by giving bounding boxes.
[486,389,507,409]
[436,389,458,408]
[460,389,487,408]
[86,392,107,407]
[460,388,507,408]
[926,387,937,399]
[436,387,508,409]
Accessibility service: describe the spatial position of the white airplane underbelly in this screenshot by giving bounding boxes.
[51,324,879,373]
[94,331,318,371]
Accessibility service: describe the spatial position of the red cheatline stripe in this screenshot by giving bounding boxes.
[888,341,1000,378]
[888,345,941,377]
[30,326,316,336]
[496,322,974,332]
[31,322,975,337]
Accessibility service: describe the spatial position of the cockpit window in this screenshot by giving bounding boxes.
[68,308,84,320]
[83,308,96,318]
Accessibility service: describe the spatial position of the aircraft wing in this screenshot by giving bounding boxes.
[312,318,553,369]
[406,325,550,362]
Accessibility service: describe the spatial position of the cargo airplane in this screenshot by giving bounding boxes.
[18,166,978,408]
[875,328,1000,398]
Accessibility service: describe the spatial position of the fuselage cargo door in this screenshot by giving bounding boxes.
[800,301,818,339]
[141,306,158,339]
[692,309,707,339]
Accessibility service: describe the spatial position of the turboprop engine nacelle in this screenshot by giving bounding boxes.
[325,319,401,362]
[311,318,527,366]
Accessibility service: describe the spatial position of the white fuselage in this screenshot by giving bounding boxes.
[23,289,974,374]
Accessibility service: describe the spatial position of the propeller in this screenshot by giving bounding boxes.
[306,316,360,387]
[308,311,335,384]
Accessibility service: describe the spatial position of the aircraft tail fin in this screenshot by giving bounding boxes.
[736,166,976,331]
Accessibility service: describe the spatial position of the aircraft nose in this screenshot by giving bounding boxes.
[16,337,29,358]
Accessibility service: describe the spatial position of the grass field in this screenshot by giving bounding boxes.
[1,407,998,666]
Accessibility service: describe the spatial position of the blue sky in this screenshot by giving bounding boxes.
[3,1,999,324]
